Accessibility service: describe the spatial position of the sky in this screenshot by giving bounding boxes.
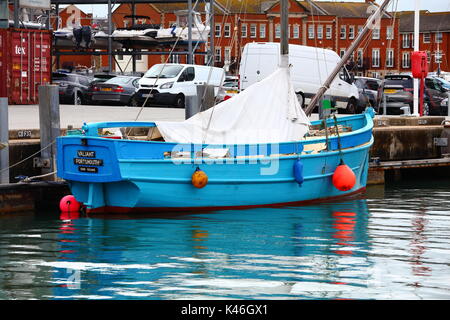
[71,0,450,18]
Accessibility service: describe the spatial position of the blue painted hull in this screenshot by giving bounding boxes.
[57,112,374,213]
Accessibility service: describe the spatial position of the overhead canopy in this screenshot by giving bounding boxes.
[155,67,311,145]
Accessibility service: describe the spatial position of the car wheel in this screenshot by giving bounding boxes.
[175,94,185,108]
[296,92,305,108]
[346,98,357,114]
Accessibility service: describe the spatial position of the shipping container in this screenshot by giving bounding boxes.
[0,28,52,104]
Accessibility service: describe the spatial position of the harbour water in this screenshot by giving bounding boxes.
[0,179,449,300]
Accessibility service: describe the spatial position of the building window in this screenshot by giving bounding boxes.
[224,47,231,64]
[358,25,363,35]
[317,25,323,39]
[349,26,355,39]
[372,27,380,39]
[293,24,299,39]
[357,49,363,68]
[436,32,443,43]
[372,49,380,67]
[224,23,231,37]
[402,33,409,48]
[340,48,346,58]
[308,25,314,39]
[326,25,332,39]
[241,24,247,38]
[340,25,346,39]
[426,51,431,63]
[423,32,431,43]
[411,33,415,48]
[214,47,221,62]
[386,26,394,40]
[169,54,180,64]
[402,52,410,68]
[275,24,281,39]
[250,24,257,38]
[260,24,266,38]
[215,23,221,37]
[386,49,394,67]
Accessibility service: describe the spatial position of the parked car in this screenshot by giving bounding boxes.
[433,76,450,91]
[354,77,381,112]
[85,73,117,103]
[52,72,91,105]
[376,75,448,115]
[217,79,239,102]
[90,76,140,106]
[136,63,225,108]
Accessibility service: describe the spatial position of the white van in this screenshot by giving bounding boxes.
[239,43,360,112]
[136,63,225,108]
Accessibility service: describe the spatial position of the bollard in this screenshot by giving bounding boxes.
[383,94,387,115]
[0,97,9,184]
[38,85,61,180]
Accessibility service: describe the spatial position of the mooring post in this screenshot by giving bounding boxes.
[0,97,9,184]
[38,85,60,180]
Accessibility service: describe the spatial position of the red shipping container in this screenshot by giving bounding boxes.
[411,51,428,78]
[0,28,52,104]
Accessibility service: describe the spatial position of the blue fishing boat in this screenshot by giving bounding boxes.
[55,0,388,214]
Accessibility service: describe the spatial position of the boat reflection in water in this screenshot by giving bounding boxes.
[49,199,372,299]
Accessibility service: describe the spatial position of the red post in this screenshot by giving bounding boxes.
[411,51,428,116]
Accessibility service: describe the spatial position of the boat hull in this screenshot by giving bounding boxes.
[57,112,374,213]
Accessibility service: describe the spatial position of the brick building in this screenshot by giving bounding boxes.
[397,11,450,75]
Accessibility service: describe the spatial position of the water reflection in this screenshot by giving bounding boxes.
[0,182,449,299]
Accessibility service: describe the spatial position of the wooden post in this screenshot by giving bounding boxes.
[0,97,9,184]
[38,85,60,180]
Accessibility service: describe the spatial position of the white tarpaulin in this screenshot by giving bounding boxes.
[155,67,310,144]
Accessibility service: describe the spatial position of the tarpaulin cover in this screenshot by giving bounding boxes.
[155,67,310,144]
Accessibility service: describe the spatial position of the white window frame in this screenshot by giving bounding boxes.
[224,47,231,64]
[436,32,443,43]
[349,25,355,39]
[308,25,314,39]
[293,24,299,39]
[402,34,409,48]
[423,32,430,43]
[326,25,332,39]
[215,23,221,37]
[250,24,257,38]
[214,47,221,62]
[275,24,281,39]
[340,25,346,39]
[372,27,380,39]
[386,26,394,40]
[241,23,247,38]
[402,52,410,68]
[372,48,380,67]
[317,25,323,39]
[386,49,394,67]
[224,23,231,38]
[259,24,266,38]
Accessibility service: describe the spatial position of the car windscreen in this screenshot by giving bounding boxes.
[144,65,184,78]
[53,73,77,82]
[384,78,413,88]
[104,77,134,85]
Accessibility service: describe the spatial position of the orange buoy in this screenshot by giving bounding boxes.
[59,195,82,212]
[332,163,356,191]
[191,168,208,189]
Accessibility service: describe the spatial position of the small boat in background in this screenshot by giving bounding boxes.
[155,10,209,46]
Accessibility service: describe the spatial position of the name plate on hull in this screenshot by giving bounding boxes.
[74,158,104,166]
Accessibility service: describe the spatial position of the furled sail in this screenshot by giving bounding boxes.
[155,67,310,144]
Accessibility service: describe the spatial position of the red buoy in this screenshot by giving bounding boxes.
[59,195,82,213]
[332,164,356,191]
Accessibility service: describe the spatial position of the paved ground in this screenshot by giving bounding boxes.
[8,104,187,130]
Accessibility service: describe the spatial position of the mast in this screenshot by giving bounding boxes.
[280,0,289,68]
[304,0,391,116]
[413,0,420,115]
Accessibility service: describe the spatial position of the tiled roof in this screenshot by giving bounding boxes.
[398,11,450,33]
